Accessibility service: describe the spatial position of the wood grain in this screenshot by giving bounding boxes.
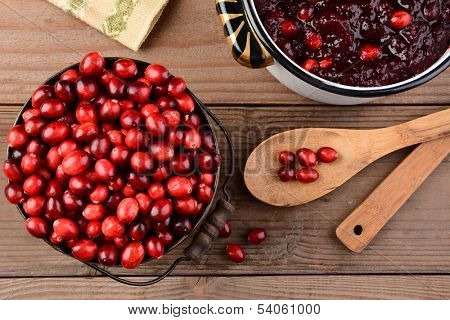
[0,275,449,299]
[0,0,448,105]
[1,105,449,277]
[337,137,450,253]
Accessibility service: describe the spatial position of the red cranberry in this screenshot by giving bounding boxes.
[83,204,106,221]
[50,231,63,244]
[54,218,79,240]
[146,236,165,259]
[127,172,150,191]
[157,231,174,246]
[135,192,152,215]
[62,150,91,176]
[317,147,338,163]
[23,174,45,196]
[305,32,322,50]
[21,153,41,175]
[76,77,98,101]
[301,59,319,71]
[198,173,214,186]
[121,241,145,269]
[4,183,25,204]
[108,130,125,146]
[100,99,121,121]
[150,198,172,221]
[151,164,170,181]
[120,109,144,129]
[45,179,63,197]
[156,96,177,111]
[127,81,151,103]
[117,198,139,223]
[40,99,66,119]
[90,184,109,203]
[46,146,62,171]
[150,142,174,162]
[113,59,137,79]
[41,121,70,145]
[296,167,319,183]
[3,159,24,182]
[98,243,119,266]
[72,239,98,261]
[122,183,137,197]
[248,228,266,244]
[197,152,220,172]
[167,176,193,198]
[62,190,84,212]
[22,108,41,122]
[129,152,153,173]
[102,215,125,238]
[37,167,52,181]
[8,125,28,149]
[200,131,215,152]
[359,44,381,61]
[173,196,198,216]
[278,151,295,165]
[119,99,135,112]
[390,10,412,30]
[79,52,105,77]
[89,136,111,159]
[56,165,70,184]
[184,129,202,150]
[95,159,116,182]
[26,217,50,238]
[68,175,94,196]
[25,117,47,137]
[162,110,181,127]
[279,19,298,37]
[219,221,231,238]
[58,139,78,158]
[45,197,64,220]
[124,129,146,150]
[147,182,166,200]
[145,113,167,138]
[226,244,245,263]
[110,145,131,167]
[197,183,214,203]
[23,195,46,216]
[297,5,314,21]
[296,148,318,167]
[60,69,78,83]
[172,216,192,235]
[168,128,185,147]
[145,64,170,85]
[170,153,193,175]
[127,221,147,241]
[278,166,295,182]
[175,93,195,113]
[168,77,187,97]
[31,85,54,108]
[86,220,102,239]
[54,80,76,103]
[106,76,127,99]
[141,103,160,117]
[76,102,98,124]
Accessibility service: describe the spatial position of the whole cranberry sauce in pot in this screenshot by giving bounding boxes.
[254,0,449,87]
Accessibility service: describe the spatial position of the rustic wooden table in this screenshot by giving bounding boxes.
[0,0,449,299]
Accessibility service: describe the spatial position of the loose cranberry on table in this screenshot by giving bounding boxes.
[226,244,245,264]
[219,221,231,238]
[3,52,221,268]
[248,228,267,245]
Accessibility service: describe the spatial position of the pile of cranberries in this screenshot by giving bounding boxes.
[254,0,449,86]
[277,147,337,183]
[3,52,221,269]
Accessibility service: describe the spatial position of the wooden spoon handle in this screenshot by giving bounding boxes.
[336,136,450,253]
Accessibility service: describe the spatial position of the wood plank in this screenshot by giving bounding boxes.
[0,105,449,277]
[1,275,449,299]
[0,0,448,105]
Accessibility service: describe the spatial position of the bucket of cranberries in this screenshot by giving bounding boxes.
[216,0,449,105]
[3,52,236,286]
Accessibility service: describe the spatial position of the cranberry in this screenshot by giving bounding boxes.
[100,99,121,121]
[53,218,79,240]
[106,76,127,99]
[122,183,137,197]
[167,176,193,198]
[150,198,172,221]
[219,221,231,238]
[79,52,105,77]
[98,243,119,266]
[113,234,129,249]
[279,19,298,37]
[151,164,170,181]
[175,93,195,113]
[301,59,318,71]
[162,110,181,127]
[127,81,151,103]
[130,152,153,173]
[247,228,266,244]
[317,147,338,163]
[95,159,116,181]
[184,129,202,150]
[41,121,70,145]
[390,11,412,30]
[359,44,381,61]
[90,184,109,203]
[58,139,78,158]
[150,142,174,162]
[62,190,84,212]
[145,64,170,85]
[50,231,63,244]
[62,150,91,176]
[108,130,125,146]
[173,196,198,216]
[126,172,150,191]
[102,215,125,238]
[113,59,137,79]
[200,131,215,152]
[26,217,50,238]
[296,148,318,167]
[170,153,193,175]
[8,125,28,149]
[148,182,166,200]
[60,69,78,83]
[135,192,152,215]
[3,159,24,182]
[89,136,111,159]
[141,103,160,117]
[124,129,146,150]
[86,220,102,239]
[297,5,314,21]
[76,102,98,124]
[21,153,41,175]
[72,239,98,261]
[76,77,98,101]
[110,145,131,167]
[45,197,64,220]
[54,80,76,103]
[198,173,214,186]
[46,146,63,170]
[226,244,245,263]
[120,109,144,129]
[22,108,41,122]
[278,151,295,165]
[5,183,25,204]
[116,198,139,223]
[82,204,106,221]
[172,216,192,235]
[25,117,47,137]
[278,166,295,182]
[56,165,70,184]
[119,99,135,112]
[157,231,175,246]
[168,128,185,147]
[23,174,46,196]
[154,216,171,233]
[127,221,147,241]
[45,179,63,197]
[121,242,145,269]
[26,141,46,158]
[146,236,165,259]
[305,32,322,50]
[196,183,214,203]
[145,113,167,138]
[32,85,54,108]
[100,69,115,86]
[167,77,187,97]
[296,167,319,183]
[23,195,46,216]
[197,152,220,172]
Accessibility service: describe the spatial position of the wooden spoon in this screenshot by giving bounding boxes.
[336,136,450,253]
[244,109,450,207]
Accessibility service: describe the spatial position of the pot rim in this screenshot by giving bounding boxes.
[7,57,221,267]
[243,0,450,98]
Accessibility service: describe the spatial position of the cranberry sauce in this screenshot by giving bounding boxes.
[254,0,449,87]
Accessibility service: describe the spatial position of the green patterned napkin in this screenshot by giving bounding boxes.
[48,0,169,51]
